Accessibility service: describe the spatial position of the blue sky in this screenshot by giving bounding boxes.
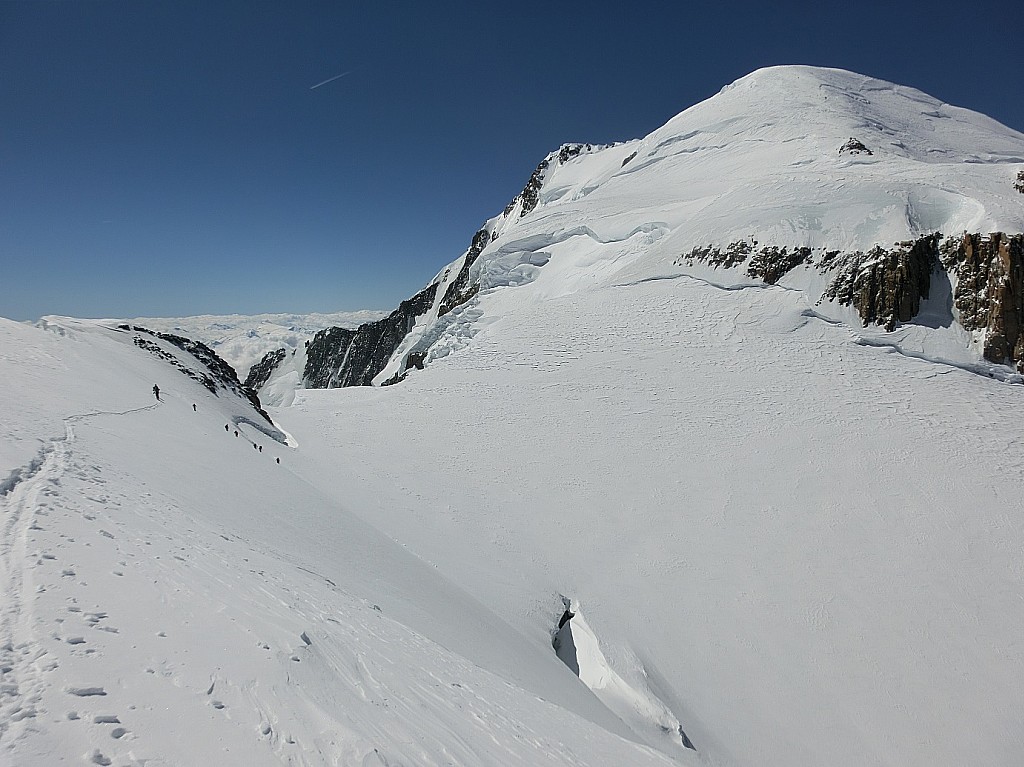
[2,0,1022,321]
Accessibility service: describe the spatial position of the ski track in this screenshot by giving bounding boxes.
[0,405,157,756]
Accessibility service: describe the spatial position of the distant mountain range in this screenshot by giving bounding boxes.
[120,310,385,379]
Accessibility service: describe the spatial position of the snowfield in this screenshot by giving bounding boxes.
[3,65,1024,766]
[0,318,683,767]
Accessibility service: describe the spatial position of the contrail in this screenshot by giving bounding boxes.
[309,70,354,90]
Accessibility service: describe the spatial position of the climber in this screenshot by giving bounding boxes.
[152,384,161,401]
[192,403,197,412]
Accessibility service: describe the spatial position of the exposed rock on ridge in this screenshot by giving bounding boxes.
[839,137,872,156]
[503,143,595,220]
[303,285,439,388]
[118,325,273,422]
[681,241,811,284]
[245,348,287,391]
[438,227,490,317]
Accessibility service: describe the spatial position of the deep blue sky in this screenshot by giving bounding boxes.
[3,0,1022,321]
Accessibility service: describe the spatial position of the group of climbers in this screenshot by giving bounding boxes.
[153,383,281,464]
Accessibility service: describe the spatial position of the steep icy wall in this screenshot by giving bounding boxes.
[254,65,1024,395]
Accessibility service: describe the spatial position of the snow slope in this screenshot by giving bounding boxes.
[0,317,684,767]
[283,272,1024,767]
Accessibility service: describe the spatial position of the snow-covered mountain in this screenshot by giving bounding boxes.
[3,66,1024,767]
[252,65,1024,402]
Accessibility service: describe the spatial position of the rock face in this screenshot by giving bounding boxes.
[118,325,273,422]
[684,236,938,332]
[244,348,287,391]
[682,232,1024,373]
[303,284,439,388]
[680,241,811,284]
[748,245,813,285]
[941,232,1024,371]
[822,234,938,331]
[438,227,490,317]
[503,143,593,220]
[509,157,549,219]
[1016,170,1024,194]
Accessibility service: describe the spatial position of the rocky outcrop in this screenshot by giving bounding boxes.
[681,241,811,283]
[1015,170,1024,194]
[747,245,812,284]
[508,157,549,219]
[119,325,273,422]
[503,143,593,220]
[438,227,490,316]
[682,241,752,270]
[940,232,1024,371]
[244,348,287,391]
[303,284,439,388]
[822,234,938,331]
[680,231,1024,373]
[558,143,593,163]
[839,137,872,156]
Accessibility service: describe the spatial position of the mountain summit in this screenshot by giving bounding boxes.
[250,65,1024,400]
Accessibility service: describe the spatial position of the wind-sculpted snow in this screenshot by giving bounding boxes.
[387,223,669,375]
[553,599,695,753]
